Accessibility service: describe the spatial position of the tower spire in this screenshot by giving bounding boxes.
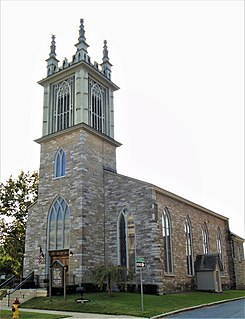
[101,40,112,80]
[78,19,86,43]
[49,34,57,58]
[75,19,89,61]
[102,40,109,61]
[46,34,59,76]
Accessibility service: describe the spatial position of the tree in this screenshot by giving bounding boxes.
[0,171,38,275]
[90,265,135,296]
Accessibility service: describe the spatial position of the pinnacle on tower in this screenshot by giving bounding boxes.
[46,34,59,76]
[103,40,109,62]
[78,19,86,43]
[49,34,57,58]
[75,18,89,58]
[101,40,112,80]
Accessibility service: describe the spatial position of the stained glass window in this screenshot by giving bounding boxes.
[48,196,70,250]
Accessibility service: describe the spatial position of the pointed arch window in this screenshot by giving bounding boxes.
[51,77,74,133]
[48,196,70,250]
[216,227,224,271]
[117,208,136,270]
[88,78,106,134]
[54,148,66,178]
[184,216,194,276]
[162,208,173,274]
[202,222,209,254]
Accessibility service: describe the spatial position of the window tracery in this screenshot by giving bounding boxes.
[48,196,70,250]
[51,77,74,133]
[88,78,106,133]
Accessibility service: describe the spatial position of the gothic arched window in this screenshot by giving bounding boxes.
[90,83,105,132]
[88,79,107,134]
[117,208,136,270]
[54,148,66,178]
[202,222,209,254]
[216,227,224,270]
[48,196,70,250]
[162,208,173,274]
[184,216,194,276]
[52,77,74,133]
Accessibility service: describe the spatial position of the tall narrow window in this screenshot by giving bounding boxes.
[162,208,173,274]
[54,148,66,178]
[119,213,127,267]
[216,227,224,270]
[51,77,74,133]
[48,196,70,250]
[117,208,136,270]
[202,222,209,254]
[88,78,107,133]
[184,216,194,276]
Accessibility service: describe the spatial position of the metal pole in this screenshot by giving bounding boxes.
[49,267,52,302]
[140,267,144,311]
[64,267,66,302]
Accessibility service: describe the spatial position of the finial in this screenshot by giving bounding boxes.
[49,34,56,58]
[78,18,86,42]
[103,40,109,61]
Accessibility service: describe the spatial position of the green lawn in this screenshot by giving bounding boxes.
[0,309,70,319]
[20,290,245,318]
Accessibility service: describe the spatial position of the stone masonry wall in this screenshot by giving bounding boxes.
[155,190,231,292]
[24,125,118,284]
[104,172,163,288]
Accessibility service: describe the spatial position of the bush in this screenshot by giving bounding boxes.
[138,284,158,295]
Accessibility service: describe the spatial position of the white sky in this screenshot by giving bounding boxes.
[1,1,244,238]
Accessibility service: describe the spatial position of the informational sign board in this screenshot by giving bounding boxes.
[52,267,63,288]
[49,259,66,302]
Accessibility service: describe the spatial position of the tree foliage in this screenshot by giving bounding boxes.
[0,171,38,275]
[90,265,135,296]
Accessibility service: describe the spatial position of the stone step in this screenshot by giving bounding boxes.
[0,289,47,308]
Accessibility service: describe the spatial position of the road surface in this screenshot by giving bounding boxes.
[166,298,245,318]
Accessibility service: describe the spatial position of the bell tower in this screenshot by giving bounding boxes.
[39,19,119,139]
[24,19,121,281]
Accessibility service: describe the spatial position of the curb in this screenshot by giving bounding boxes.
[150,296,245,319]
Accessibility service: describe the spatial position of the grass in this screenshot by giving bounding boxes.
[20,290,245,318]
[0,309,70,319]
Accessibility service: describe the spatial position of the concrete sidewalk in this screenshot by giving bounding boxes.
[0,306,148,319]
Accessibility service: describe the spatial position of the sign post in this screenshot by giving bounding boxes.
[136,257,145,311]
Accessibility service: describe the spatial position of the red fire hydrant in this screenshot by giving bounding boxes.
[12,298,20,319]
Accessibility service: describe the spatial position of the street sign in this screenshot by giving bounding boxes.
[136,257,145,268]
[136,257,145,263]
[136,262,145,268]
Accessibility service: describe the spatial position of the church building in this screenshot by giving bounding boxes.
[24,19,244,293]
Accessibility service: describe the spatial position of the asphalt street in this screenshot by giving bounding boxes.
[165,298,245,318]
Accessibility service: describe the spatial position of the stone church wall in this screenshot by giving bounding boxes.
[24,125,119,283]
[155,190,231,292]
[104,172,163,288]
[231,235,245,289]
[103,173,232,293]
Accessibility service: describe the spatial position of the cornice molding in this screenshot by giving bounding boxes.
[35,122,122,148]
[38,60,119,91]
